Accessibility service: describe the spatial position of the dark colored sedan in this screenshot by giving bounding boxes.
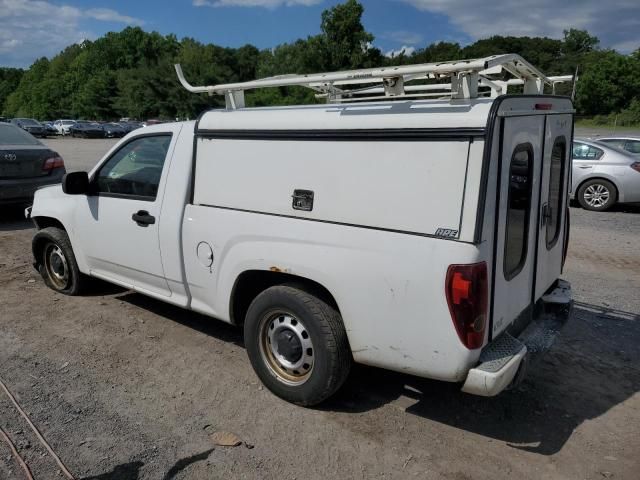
[42,121,58,136]
[121,121,143,133]
[103,122,127,138]
[69,121,104,138]
[0,123,65,206]
[10,118,47,138]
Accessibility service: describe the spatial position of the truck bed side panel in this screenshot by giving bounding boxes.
[194,138,470,238]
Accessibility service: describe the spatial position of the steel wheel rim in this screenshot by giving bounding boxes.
[44,243,69,290]
[258,310,314,386]
[584,184,610,208]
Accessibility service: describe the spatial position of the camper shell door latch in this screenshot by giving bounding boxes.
[292,190,314,211]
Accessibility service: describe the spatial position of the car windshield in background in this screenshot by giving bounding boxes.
[0,123,42,145]
[16,118,40,126]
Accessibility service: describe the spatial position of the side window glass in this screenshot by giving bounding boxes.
[546,137,566,248]
[95,135,172,200]
[625,140,640,154]
[504,143,533,280]
[599,139,624,148]
[572,143,603,160]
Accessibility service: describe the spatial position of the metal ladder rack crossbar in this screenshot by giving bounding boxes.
[174,54,573,109]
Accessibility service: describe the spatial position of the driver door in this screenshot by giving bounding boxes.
[74,133,174,296]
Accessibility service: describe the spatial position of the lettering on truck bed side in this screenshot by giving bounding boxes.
[435,228,459,239]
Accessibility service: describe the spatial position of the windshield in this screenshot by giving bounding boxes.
[16,118,40,126]
[0,123,42,145]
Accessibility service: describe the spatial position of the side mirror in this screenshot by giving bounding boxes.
[62,171,89,195]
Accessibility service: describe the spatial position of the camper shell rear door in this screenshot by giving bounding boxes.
[488,96,574,339]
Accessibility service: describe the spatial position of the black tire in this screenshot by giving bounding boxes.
[577,179,617,211]
[33,227,87,295]
[244,285,352,406]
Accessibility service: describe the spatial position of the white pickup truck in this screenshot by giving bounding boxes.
[29,55,573,406]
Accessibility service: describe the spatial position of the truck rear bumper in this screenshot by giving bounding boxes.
[461,279,573,397]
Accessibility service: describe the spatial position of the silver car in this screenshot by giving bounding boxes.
[595,137,640,156]
[571,139,640,211]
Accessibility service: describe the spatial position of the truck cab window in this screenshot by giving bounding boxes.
[546,137,566,248]
[95,135,172,200]
[504,143,533,280]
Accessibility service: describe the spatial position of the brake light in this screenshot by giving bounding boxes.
[631,162,640,173]
[42,155,64,171]
[445,262,488,349]
[535,103,553,110]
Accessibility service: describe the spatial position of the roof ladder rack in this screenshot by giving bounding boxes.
[175,54,573,110]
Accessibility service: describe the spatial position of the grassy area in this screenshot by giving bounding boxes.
[575,119,640,131]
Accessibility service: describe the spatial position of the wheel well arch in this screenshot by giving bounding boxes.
[32,216,66,232]
[229,270,340,326]
[31,217,67,266]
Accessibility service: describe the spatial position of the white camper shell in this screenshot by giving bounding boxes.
[30,55,574,406]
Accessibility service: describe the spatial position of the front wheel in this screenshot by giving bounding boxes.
[577,179,617,211]
[33,227,87,295]
[244,285,352,406]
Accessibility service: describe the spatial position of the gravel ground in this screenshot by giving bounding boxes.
[0,135,638,479]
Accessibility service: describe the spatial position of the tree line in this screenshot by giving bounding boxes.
[1,0,638,124]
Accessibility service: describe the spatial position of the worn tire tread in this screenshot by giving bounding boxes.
[244,284,352,406]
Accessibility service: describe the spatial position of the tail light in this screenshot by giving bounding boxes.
[631,162,640,174]
[445,262,488,350]
[42,155,64,171]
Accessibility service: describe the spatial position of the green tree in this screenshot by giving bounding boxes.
[0,68,23,115]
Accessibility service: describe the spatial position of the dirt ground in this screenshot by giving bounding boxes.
[0,136,639,479]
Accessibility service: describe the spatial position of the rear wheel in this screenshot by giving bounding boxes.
[578,179,617,211]
[244,285,352,406]
[34,227,87,295]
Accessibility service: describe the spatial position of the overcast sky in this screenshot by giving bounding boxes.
[1,0,638,68]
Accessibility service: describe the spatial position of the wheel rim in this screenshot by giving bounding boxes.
[584,184,610,208]
[258,311,314,385]
[44,243,69,290]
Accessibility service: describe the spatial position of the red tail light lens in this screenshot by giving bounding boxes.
[631,162,640,174]
[445,262,488,350]
[42,155,64,171]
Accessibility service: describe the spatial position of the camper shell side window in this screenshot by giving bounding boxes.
[504,143,533,281]
[546,136,566,248]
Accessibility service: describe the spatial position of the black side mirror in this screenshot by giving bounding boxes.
[62,171,89,195]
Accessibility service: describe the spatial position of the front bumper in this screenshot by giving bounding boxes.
[461,280,573,396]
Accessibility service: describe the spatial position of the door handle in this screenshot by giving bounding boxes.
[132,210,155,225]
[578,165,592,169]
[541,203,552,227]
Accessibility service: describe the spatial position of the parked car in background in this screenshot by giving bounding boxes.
[571,139,640,211]
[102,122,127,138]
[41,121,58,136]
[120,121,143,133]
[596,137,640,156]
[69,121,104,138]
[10,118,47,138]
[0,117,9,123]
[53,119,76,135]
[0,122,65,206]
[143,119,165,126]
